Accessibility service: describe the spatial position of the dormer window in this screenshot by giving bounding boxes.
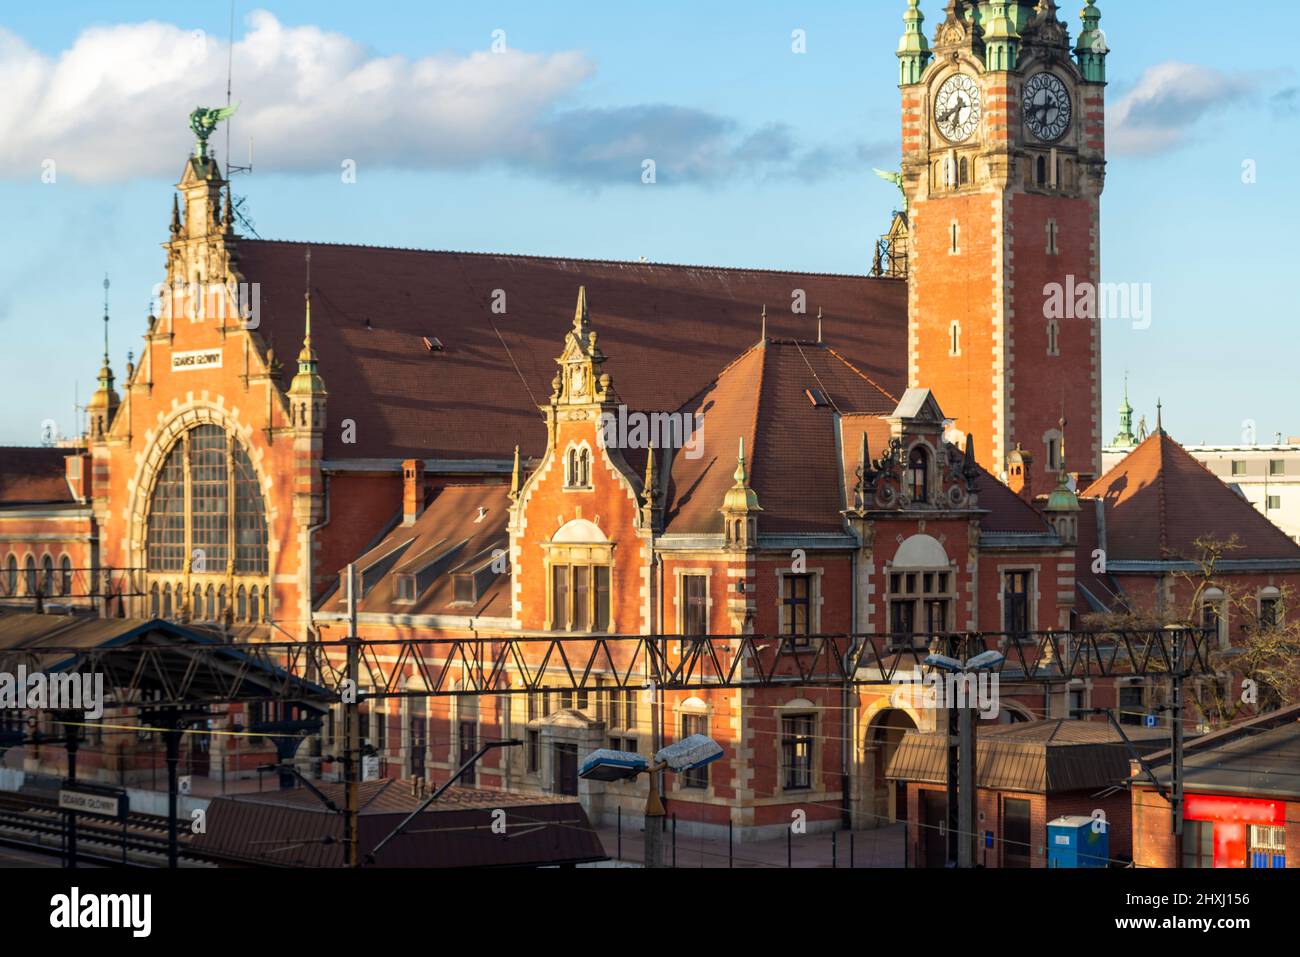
[565,445,592,489]
[908,446,930,504]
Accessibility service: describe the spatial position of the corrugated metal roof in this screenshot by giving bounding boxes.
[886,719,1169,793]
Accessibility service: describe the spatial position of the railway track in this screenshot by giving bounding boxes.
[0,791,239,867]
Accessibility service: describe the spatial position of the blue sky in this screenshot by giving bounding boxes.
[0,1,1296,447]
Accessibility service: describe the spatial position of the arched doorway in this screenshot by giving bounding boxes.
[868,708,918,824]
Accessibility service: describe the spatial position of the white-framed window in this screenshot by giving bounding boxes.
[564,443,593,490]
[1044,431,1063,471]
[776,571,821,647]
[1201,589,1228,649]
[780,710,816,792]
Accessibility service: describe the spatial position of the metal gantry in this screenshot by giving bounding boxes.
[0,628,1216,709]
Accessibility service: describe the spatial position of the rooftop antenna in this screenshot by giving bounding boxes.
[224,0,252,176]
[102,274,111,364]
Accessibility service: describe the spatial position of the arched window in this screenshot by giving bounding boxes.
[565,445,592,489]
[23,556,36,595]
[205,584,215,621]
[237,586,248,621]
[40,556,53,596]
[2,555,14,596]
[192,584,203,619]
[249,586,261,623]
[1037,155,1048,185]
[566,448,579,487]
[958,156,969,185]
[218,585,228,621]
[908,447,930,504]
[149,582,160,618]
[579,448,591,487]
[146,425,268,576]
[59,556,72,596]
[162,586,173,619]
[174,582,185,617]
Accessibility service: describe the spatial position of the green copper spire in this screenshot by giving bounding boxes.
[983,1,1021,71]
[1076,2,1106,83]
[1111,374,1137,449]
[897,0,931,86]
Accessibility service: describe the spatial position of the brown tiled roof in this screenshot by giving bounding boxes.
[1081,431,1300,562]
[237,241,907,461]
[0,448,74,504]
[663,340,897,536]
[192,780,605,867]
[326,484,511,617]
[886,719,1168,793]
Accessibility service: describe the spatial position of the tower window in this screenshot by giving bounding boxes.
[1046,320,1060,356]
[1036,155,1048,186]
[949,221,960,255]
[1046,436,1062,471]
[949,321,962,357]
[908,446,930,504]
[1046,219,1059,255]
[958,156,969,186]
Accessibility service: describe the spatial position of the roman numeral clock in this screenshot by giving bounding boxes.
[1023,71,1072,142]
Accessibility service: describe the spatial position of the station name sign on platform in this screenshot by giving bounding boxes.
[59,788,129,820]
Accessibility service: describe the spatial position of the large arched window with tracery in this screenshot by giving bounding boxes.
[144,425,269,621]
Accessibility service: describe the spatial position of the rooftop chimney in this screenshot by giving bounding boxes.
[402,459,425,525]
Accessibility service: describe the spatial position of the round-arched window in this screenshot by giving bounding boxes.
[908,446,930,503]
[146,425,268,575]
[3,555,15,596]
[59,556,72,596]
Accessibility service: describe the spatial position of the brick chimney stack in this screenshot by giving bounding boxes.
[403,459,426,525]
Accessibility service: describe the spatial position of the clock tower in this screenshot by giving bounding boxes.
[897,1,1107,481]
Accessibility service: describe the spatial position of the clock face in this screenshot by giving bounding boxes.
[1023,72,1072,142]
[934,73,982,143]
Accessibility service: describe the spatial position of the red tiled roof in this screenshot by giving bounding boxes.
[237,241,907,461]
[663,340,897,536]
[1082,431,1300,562]
[326,484,511,617]
[0,448,74,504]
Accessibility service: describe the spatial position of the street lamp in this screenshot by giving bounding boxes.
[579,733,724,868]
[922,648,1004,868]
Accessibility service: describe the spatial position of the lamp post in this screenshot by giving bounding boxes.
[579,733,723,868]
[923,648,1004,868]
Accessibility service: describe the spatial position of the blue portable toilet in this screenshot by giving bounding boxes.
[1047,815,1109,868]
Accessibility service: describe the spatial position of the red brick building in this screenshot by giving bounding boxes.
[1130,706,1300,868]
[3,2,1300,845]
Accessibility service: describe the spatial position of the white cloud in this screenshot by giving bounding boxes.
[0,11,594,183]
[0,11,864,187]
[1110,61,1256,156]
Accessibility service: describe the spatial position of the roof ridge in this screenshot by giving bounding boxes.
[746,343,772,500]
[240,238,898,282]
[673,339,766,415]
[1156,433,1170,555]
[823,346,902,405]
